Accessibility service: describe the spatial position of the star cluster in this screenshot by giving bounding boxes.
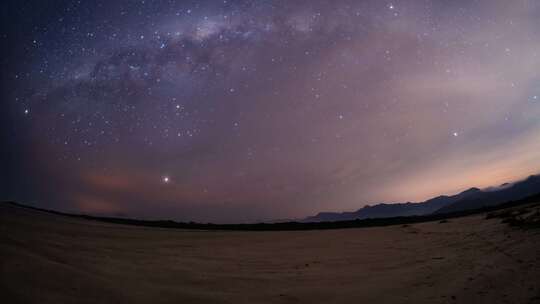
[2,0,540,222]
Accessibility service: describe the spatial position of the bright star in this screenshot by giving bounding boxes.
[162,176,170,183]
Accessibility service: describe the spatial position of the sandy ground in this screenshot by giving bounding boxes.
[1,203,539,304]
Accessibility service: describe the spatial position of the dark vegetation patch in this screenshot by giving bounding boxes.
[3,193,540,231]
[486,203,540,230]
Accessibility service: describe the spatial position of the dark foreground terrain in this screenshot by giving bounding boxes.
[1,202,539,304]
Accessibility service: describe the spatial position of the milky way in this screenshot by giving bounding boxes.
[2,0,540,222]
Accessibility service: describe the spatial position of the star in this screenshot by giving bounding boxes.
[4,0,540,224]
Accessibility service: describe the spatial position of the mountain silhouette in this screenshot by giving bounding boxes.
[303,174,540,222]
[435,174,540,214]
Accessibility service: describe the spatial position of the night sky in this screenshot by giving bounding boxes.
[1,0,540,223]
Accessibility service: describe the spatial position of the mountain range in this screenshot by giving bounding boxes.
[303,174,540,222]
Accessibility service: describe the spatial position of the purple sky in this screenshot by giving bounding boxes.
[2,0,540,222]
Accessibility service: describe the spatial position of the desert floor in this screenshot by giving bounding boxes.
[1,203,539,304]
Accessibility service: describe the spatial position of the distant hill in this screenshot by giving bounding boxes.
[435,174,540,214]
[303,174,540,222]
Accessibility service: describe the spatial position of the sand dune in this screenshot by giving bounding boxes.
[1,203,539,304]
